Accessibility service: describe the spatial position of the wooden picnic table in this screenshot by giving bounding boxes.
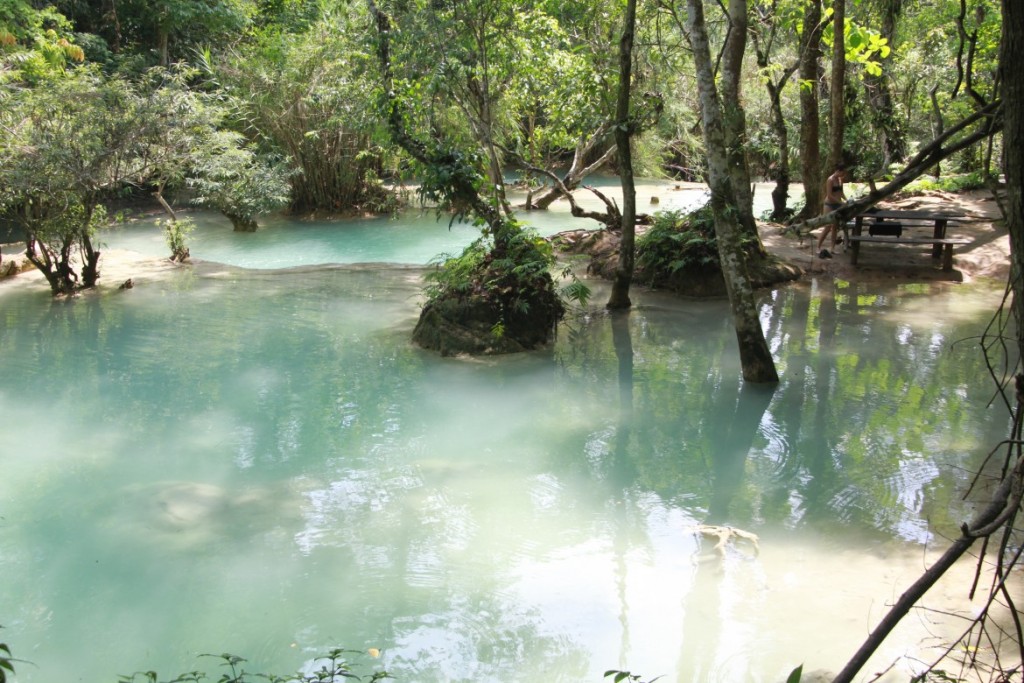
[845,208,970,271]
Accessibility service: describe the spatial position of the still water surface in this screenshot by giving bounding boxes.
[0,199,1014,682]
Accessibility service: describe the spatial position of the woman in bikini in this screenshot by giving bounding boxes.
[817,164,848,258]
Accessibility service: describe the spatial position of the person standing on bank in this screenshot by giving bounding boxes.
[817,164,849,258]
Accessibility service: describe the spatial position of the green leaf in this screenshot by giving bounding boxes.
[786,664,803,683]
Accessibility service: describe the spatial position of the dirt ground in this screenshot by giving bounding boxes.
[762,188,1011,284]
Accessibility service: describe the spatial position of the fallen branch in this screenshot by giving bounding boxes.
[796,100,1002,233]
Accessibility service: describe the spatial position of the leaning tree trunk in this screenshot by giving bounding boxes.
[797,0,824,220]
[686,0,779,384]
[607,0,638,310]
[529,127,616,210]
[799,100,1002,234]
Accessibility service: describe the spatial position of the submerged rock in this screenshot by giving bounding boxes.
[412,288,563,356]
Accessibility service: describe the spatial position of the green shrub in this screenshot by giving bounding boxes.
[158,217,195,263]
[424,223,557,314]
[901,172,989,194]
[635,205,720,281]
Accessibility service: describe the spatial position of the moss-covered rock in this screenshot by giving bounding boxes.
[412,286,563,355]
[413,230,565,356]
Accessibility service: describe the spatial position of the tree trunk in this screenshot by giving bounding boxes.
[686,0,779,384]
[229,215,258,232]
[529,127,616,210]
[828,0,846,169]
[797,0,823,220]
[930,84,945,178]
[1003,0,1024,346]
[752,8,798,221]
[768,81,793,220]
[81,232,100,288]
[720,0,763,253]
[157,27,169,67]
[607,0,638,310]
[864,0,906,172]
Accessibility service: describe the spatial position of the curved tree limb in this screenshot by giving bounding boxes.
[797,100,1002,233]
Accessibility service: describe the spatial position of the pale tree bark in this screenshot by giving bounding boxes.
[527,126,616,210]
[607,0,638,310]
[720,0,764,254]
[686,0,779,384]
[797,0,824,219]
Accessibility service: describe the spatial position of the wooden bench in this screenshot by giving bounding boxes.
[847,235,971,271]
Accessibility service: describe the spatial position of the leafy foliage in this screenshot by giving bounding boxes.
[158,216,195,262]
[188,132,291,230]
[217,7,395,214]
[117,650,391,683]
[635,205,721,280]
[0,628,13,683]
[603,669,663,683]
[424,223,558,315]
[0,3,84,85]
[899,172,989,195]
[0,64,292,292]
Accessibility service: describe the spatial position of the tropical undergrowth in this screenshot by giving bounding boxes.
[633,203,787,297]
[413,223,569,354]
[898,171,991,195]
[635,204,721,284]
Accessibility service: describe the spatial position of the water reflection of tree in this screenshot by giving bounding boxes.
[757,280,1011,540]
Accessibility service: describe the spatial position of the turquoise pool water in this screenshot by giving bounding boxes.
[0,202,1013,682]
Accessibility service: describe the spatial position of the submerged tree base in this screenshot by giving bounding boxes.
[412,285,564,356]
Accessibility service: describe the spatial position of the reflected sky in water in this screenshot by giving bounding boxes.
[0,223,1014,682]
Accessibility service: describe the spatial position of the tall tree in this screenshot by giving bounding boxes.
[720,0,764,253]
[607,0,638,310]
[685,0,779,384]
[797,0,824,219]
[863,0,906,172]
[1005,0,1024,341]
[366,0,563,355]
[828,0,846,169]
[217,9,390,214]
[752,0,799,220]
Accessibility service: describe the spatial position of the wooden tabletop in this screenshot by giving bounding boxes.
[854,209,967,221]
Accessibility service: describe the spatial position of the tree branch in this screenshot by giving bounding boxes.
[797,100,1002,231]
